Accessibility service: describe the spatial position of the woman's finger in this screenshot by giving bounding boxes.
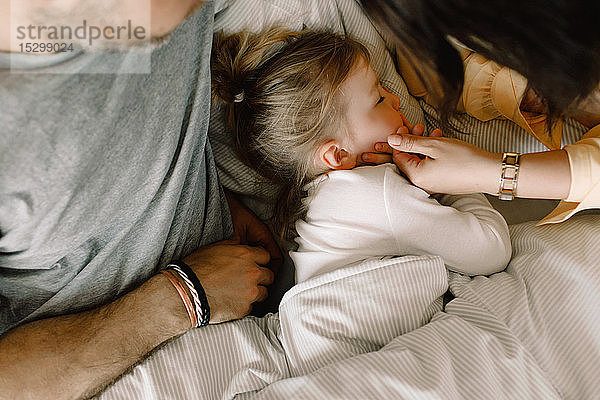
[429,128,443,137]
[395,125,409,135]
[362,152,393,164]
[399,112,413,131]
[411,123,425,136]
[391,151,424,174]
[374,142,393,153]
[388,134,439,158]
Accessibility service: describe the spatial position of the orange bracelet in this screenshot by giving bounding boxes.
[160,269,197,329]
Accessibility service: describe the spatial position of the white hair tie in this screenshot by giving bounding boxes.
[233,91,245,103]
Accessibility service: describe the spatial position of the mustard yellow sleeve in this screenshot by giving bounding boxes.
[396,44,532,125]
[442,47,600,224]
[564,126,600,202]
[396,45,563,149]
[538,125,600,225]
[460,50,563,150]
[459,51,529,122]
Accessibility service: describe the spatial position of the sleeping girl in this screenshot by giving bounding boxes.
[211,27,511,283]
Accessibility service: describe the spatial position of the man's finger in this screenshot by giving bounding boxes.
[254,285,269,302]
[257,266,275,285]
[268,253,283,274]
[251,229,283,273]
[240,245,271,265]
[388,134,438,157]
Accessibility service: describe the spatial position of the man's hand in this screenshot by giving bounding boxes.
[225,190,283,273]
[183,240,275,323]
[0,240,273,400]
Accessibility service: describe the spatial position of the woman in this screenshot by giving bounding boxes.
[362,0,600,224]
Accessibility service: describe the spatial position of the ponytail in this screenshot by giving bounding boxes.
[211,27,296,105]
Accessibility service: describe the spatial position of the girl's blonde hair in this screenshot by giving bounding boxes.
[211,27,370,238]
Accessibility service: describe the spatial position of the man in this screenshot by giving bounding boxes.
[0,1,281,398]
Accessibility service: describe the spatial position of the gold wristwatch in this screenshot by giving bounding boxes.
[498,152,520,201]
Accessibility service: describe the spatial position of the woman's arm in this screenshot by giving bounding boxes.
[381,135,571,200]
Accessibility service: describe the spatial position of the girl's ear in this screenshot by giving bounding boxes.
[319,140,356,170]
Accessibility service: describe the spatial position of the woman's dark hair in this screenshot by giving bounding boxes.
[363,0,600,132]
[211,28,370,238]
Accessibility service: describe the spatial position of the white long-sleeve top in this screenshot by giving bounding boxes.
[291,164,511,283]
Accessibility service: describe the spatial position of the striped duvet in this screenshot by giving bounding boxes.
[99,216,600,399]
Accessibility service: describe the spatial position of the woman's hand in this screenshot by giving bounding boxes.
[383,134,502,195]
[361,123,442,165]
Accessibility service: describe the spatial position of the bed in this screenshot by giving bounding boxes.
[97,1,599,398]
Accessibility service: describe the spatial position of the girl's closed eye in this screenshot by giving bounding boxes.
[376,96,385,105]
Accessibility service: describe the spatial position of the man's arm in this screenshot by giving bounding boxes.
[0,274,188,400]
[0,241,274,400]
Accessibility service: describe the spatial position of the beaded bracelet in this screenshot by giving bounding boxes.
[166,260,211,328]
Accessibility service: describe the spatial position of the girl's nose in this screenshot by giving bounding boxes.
[383,87,401,110]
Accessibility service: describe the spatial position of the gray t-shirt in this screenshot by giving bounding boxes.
[0,3,232,334]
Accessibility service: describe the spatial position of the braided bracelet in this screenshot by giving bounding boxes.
[160,269,197,329]
[166,260,211,327]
